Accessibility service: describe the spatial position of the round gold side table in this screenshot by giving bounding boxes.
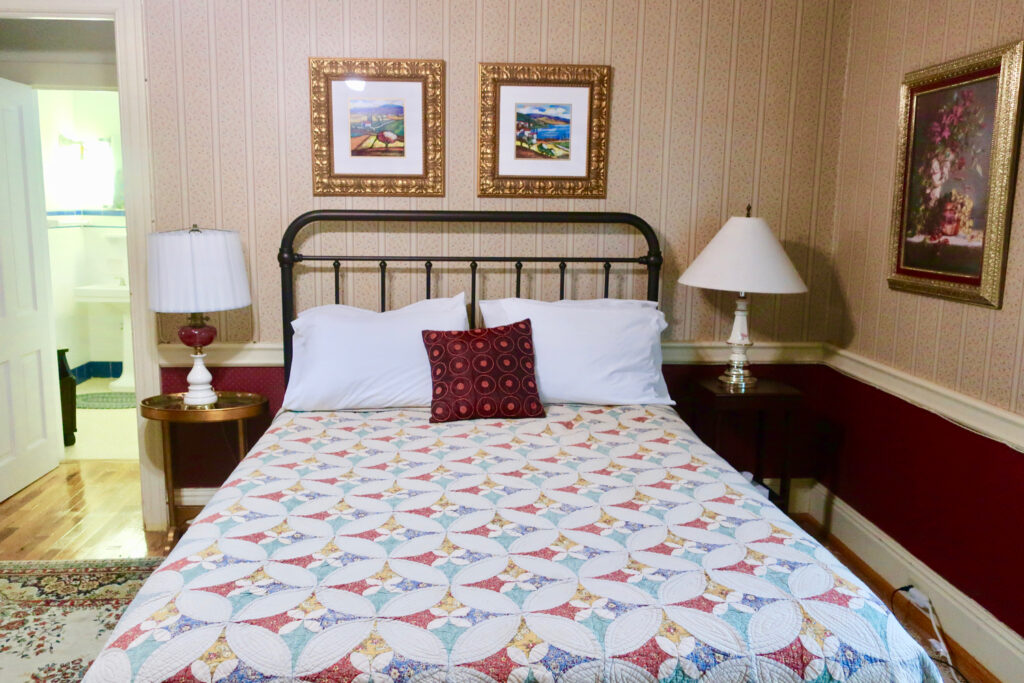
[140,391,268,533]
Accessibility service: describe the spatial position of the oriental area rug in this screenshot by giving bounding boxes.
[0,558,162,682]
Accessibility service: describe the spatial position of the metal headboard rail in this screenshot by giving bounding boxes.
[279,209,663,383]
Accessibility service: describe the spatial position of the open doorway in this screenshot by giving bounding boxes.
[0,19,136,462]
[40,87,138,460]
[0,16,155,560]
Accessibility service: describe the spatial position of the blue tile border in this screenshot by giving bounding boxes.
[47,209,126,217]
[71,361,126,384]
[48,224,126,230]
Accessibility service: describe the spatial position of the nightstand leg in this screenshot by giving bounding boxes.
[161,422,175,534]
[754,411,765,485]
[237,420,247,463]
[780,409,792,514]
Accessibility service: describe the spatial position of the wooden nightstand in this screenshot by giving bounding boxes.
[140,391,268,533]
[690,378,802,513]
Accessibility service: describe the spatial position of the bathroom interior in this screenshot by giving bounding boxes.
[41,87,137,461]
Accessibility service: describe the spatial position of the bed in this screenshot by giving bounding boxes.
[86,211,940,682]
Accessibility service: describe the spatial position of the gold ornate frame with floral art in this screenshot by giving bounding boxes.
[310,58,445,196]
[478,63,611,198]
[887,42,1023,307]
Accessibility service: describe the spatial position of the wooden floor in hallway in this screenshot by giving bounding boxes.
[0,459,169,561]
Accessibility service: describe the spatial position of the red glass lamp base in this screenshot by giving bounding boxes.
[177,314,218,406]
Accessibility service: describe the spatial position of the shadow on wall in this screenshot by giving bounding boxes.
[680,240,853,346]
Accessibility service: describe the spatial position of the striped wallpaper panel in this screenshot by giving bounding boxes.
[144,0,849,349]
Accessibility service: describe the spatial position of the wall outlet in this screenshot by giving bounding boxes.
[905,586,930,611]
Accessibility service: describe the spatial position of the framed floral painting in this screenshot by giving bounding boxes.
[478,63,611,198]
[309,58,445,196]
[888,42,1024,307]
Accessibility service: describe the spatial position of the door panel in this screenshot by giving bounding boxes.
[0,77,61,501]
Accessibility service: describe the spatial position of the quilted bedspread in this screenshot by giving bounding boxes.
[86,405,940,682]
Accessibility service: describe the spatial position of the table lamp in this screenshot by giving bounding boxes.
[148,226,251,407]
[678,206,807,391]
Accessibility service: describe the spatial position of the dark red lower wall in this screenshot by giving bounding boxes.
[160,362,1024,635]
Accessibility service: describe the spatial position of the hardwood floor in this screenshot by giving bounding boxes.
[0,460,169,561]
[793,513,990,683]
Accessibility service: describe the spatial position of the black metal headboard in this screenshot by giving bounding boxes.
[279,209,663,382]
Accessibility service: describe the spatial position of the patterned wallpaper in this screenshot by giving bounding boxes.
[144,0,850,345]
[827,0,1024,415]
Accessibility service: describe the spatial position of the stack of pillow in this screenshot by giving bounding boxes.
[282,292,673,422]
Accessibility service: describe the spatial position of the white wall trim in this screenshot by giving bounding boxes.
[0,0,164,530]
[159,340,827,368]
[661,340,825,364]
[823,344,1024,452]
[798,483,1024,682]
[158,342,284,368]
[159,340,1024,452]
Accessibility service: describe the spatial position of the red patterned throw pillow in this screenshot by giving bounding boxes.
[422,319,545,423]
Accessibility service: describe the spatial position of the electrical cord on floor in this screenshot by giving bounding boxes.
[891,585,967,683]
[929,656,969,683]
[890,584,914,611]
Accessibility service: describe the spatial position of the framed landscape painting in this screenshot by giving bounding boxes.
[309,58,444,196]
[888,42,1024,307]
[478,63,611,198]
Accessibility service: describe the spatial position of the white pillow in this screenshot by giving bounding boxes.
[480,298,673,406]
[480,297,656,324]
[283,293,468,410]
[298,294,462,320]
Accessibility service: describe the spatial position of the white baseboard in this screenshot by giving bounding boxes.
[797,483,1024,682]
[176,487,219,507]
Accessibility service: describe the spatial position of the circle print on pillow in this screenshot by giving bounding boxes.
[421,319,544,423]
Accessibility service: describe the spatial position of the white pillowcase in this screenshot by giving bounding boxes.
[480,297,673,406]
[283,293,468,410]
[479,297,657,323]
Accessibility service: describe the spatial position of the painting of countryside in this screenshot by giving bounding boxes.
[349,99,405,157]
[515,103,571,159]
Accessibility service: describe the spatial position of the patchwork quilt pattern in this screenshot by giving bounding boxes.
[86,405,940,682]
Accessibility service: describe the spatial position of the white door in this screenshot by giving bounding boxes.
[0,77,62,502]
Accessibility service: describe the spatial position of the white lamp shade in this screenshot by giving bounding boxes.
[148,228,252,313]
[677,216,807,294]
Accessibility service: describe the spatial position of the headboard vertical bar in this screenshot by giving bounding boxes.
[379,261,387,312]
[646,259,661,301]
[425,261,432,299]
[603,261,611,297]
[279,246,297,383]
[558,261,567,299]
[333,260,341,304]
[469,261,478,327]
[280,210,663,385]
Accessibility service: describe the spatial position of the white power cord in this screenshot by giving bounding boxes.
[902,586,962,682]
[922,594,960,682]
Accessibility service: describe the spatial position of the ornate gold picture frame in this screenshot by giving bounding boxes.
[478,63,611,198]
[310,58,445,196]
[888,42,1023,307]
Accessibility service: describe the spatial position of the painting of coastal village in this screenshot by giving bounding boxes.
[515,103,571,159]
[349,99,405,157]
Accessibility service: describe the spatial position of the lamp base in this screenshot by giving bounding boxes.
[718,293,756,393]
[718,366,757,392]
[183,351,217,407]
